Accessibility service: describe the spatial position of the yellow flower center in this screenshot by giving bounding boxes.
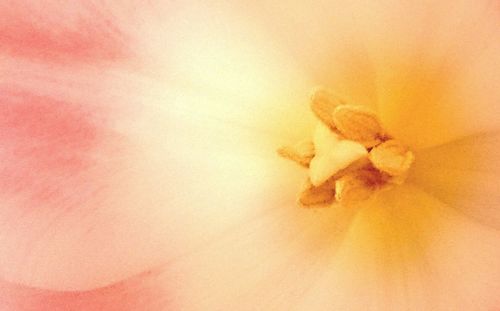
[278,87,415,207]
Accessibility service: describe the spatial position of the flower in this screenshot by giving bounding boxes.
[0,0,499,310]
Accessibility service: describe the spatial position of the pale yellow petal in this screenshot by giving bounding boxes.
[366,0,500,148]
[168,201,358,310]
[160,184,500,310]
[239,0,500,148]
[409,131,500,229]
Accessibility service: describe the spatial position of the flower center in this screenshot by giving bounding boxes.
[278,88,415,207]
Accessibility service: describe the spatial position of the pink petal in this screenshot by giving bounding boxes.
[0,1,136,64]
[0,266,186,310]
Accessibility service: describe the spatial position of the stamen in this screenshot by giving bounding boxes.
[298,179,336,207]
[310,87,343,130]
[335,170,376,204]
[277,140,315,167]
[278,87,415,207]
[369,140,415,177]
[332,105,385,148]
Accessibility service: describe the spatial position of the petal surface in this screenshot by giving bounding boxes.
[164,185,500,310]
[410,131,500,230]
[0,0,138,64]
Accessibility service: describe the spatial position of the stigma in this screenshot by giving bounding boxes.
[278,88,414,207]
